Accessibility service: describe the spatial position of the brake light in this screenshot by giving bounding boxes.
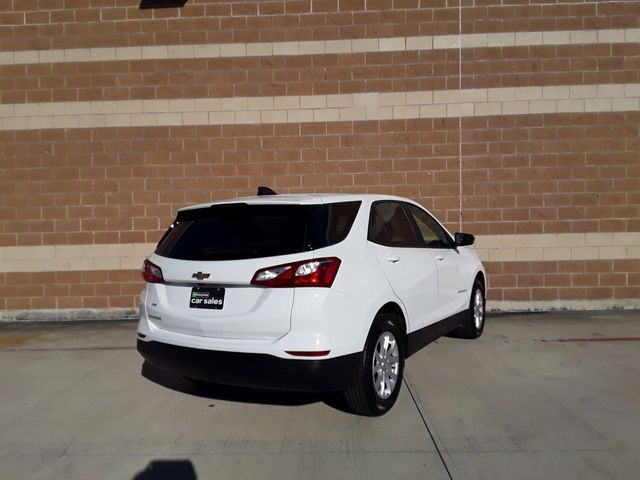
[251,257,341,288]
[142,259,165,284]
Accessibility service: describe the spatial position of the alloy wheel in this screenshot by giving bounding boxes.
[372,331,400,399]
[473,289,484,330]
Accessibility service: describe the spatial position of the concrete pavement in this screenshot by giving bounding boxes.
[1,311,639,479]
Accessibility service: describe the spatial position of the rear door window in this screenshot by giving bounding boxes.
[368,201,421,248]
[156,201,360,261]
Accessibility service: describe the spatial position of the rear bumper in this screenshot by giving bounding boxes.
[137,339,362,392]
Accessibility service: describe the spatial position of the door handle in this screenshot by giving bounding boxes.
[386,255,401,263]
[434,255,445,262]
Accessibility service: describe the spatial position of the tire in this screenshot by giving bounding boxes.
[343,313,405,416]
[451,279,485,339]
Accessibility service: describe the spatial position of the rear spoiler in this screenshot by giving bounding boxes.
[257,186,277,196]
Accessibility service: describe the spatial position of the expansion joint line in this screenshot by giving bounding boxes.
[404,378,455,480]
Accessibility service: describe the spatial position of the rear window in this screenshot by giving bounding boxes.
[155,201,361,261]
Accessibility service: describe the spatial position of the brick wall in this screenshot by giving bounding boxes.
[0,0,638,319]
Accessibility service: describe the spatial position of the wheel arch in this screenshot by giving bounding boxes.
[376,301,408,358]
[474,270,486,292]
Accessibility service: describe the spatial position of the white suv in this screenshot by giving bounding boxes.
[137,192,486,415]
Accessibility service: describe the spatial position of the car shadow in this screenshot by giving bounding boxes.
[141,361,352,412]
[133,459,196,480]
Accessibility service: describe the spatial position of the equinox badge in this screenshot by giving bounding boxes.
[192,272,210,281]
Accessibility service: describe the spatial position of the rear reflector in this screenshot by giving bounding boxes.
[251,257,341,288]
[286,350,331,357]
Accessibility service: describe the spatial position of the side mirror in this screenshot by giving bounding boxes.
[454,232,475,247]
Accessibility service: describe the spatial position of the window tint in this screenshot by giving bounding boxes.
[404,204,452,248]
[321,201,361,246]
[156,201,360,261]
[368,201,420,247]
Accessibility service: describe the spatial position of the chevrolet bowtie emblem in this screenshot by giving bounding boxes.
[192,272,210,281]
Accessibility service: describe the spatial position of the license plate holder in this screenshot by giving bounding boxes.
[189,287,225,310]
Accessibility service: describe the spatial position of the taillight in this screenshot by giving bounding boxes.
[142,259,164,284]
[251,257,341,288]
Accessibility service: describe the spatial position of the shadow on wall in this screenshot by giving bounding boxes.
[133,460,197,480]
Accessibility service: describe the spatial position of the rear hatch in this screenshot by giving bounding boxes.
[145,201,360,340]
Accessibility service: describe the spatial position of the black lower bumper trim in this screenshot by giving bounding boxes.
[137,340,361,392]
